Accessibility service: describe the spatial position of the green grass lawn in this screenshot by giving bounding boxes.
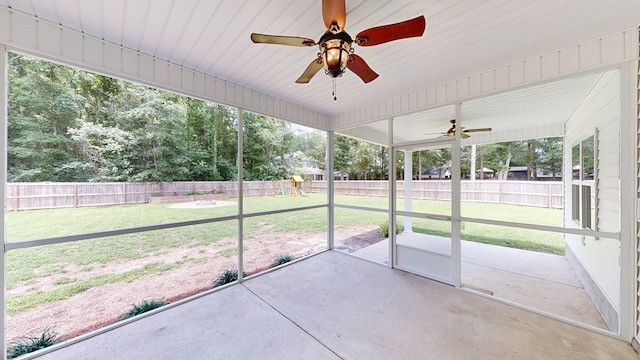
[5,193,564,315]
[335,195,563,254]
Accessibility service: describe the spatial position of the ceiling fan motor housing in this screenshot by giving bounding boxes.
[319,31,353,78]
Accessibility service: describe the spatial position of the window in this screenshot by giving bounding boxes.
[571,135,594,229]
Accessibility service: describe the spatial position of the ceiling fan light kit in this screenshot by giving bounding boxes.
[250,0,426,93]
[319,30,353,78]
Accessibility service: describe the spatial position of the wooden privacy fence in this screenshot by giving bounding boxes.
[306,180,564,209]
[7,181,284,211]
[6,180,563,211]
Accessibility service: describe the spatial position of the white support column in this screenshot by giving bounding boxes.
[237,108,244,282]
[388,118,395,269]
[1,45,8,360]
[470,144,477,181]
[618,61,637,341]
[327,131,335,250]
[403,150,413,232]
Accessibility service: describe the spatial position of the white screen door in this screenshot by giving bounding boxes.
[392,140,459,286]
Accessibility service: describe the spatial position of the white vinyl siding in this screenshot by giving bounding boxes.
[564,70,621,320]
[565,71,621,233]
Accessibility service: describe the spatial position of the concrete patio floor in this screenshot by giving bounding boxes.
[353,233,609,330]
[37,251,636,360]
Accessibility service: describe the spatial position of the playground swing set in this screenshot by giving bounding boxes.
[275,176,308,197]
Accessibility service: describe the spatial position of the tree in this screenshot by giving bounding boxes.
[291,130,327,170]
[8,54,85,181]
[114,87,188,181]
[242,113,297,180]
[183,99,238,181]
[68,123,135,181]
[334,135,358,178]
[538,137,563,180]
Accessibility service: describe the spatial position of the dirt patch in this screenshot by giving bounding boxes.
[334,226,386,252]
[6,226,383,342]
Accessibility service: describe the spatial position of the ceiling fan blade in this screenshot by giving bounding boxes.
[347,54,379,83]
[322,0,347,31]
[251,33,316,47]
[462,128,492,133]
[295,58,324,84]
[461,133,471,139]
[355,15,426,47]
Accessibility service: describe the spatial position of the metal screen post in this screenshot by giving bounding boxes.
[451,102,462,288]
[327,131,335,250]
[1,44,8,360]
[237,108,244,282]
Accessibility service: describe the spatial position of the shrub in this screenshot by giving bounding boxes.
[186,190,202,195]
[271,254,294,268]
[7,328,59,359]
[380,221,403,237]
[214,269,246,287]
[124,299,166,319]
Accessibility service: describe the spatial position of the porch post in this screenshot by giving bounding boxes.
[470,145,477,181]
[388,118,395,269]
[403,150,413,232]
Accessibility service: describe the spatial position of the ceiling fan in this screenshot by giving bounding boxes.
[427,119,492,139]
[250,0,426,86]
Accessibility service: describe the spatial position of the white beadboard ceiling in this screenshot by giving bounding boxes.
[392,71,605,144]
[1,0,639,133]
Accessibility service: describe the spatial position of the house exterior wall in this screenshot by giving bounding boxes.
[563,70,621,330]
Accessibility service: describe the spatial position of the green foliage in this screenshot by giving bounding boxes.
[380,221,403,237]
[12,48,325,183]
[186,191,202,195]
[461,137,563,180]
[271,254,294,267]
[8,53,328,183]
[8,54,84,182]
[334,134,390,181]
[214,269,246,287]
[124,299,166,319]
[7,328,59,359]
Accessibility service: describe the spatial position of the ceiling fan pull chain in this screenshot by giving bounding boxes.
[332,78,337,101]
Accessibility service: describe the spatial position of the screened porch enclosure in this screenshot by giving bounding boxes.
[335,69,623,333]
[1,1,640,358]
[0,59,627,357]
